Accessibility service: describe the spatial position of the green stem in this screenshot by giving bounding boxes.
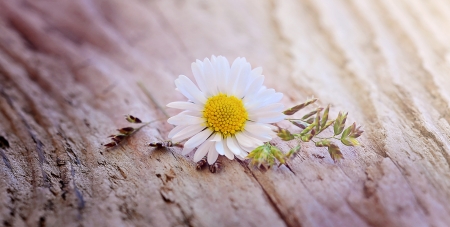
[315,136,340,140]
[287,118,310,122]
[130,118,165,136]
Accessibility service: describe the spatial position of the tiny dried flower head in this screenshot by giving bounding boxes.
[166,56,285,164]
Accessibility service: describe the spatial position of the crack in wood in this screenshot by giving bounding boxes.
[0,148,13,171]
[0,86,50,187]
[239,160,300,227]
[70,162,85,221]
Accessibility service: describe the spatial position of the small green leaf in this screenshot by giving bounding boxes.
[315,139,331,147]
[321,105,330,129]
[341,124,354,140]
[247,145,263,159]
[305,117,315,124]
[349,124,364,138]
[247,145,272,168]
[291,121,307,129]
[328,143,343,161]
[341,137,360,146]
[247,144,286,169]
[314,110,321,133]
[333,112,342,135]
[301,133,314,142]
[300,123,316,136]
[286,145,301,158]
[319,120,335,133]
[277,129,295,141]
[283,98,318,115]
[348,137,360,146]
[270,146,285,164]
[333,112,348,135]
[301,108,323,120]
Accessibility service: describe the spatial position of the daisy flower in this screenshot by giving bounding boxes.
[166,56,285,164]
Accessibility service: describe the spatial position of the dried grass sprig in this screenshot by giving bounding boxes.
[104,115,158,148]
[248,98,364,168]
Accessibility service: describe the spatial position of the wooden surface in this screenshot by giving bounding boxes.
[1,0,450,226]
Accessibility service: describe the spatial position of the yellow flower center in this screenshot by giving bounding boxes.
[203,94,248,137]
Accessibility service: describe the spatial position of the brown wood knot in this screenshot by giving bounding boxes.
[56,158,66,166]
[50,186,60,196]
[0,136,10,149]
[165,173,175,182]
[160,186,175,203]
[163,168,176,182]
[117,166,127,179]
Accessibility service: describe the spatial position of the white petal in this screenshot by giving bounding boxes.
[210,55,217,63]
[244,122,275,142]
[243,67,262,94]
[167,115,204,125]
[245,88,276,109]
[250,67,262,79]
[236,146,249,160]
[175,77,194,101]
[167,101,203,111]
[235,131,259,147]
[243,130,272,143]
[181,147,194,155]
[249,111,285,121]
[215,139,225,155]
[178,75,207,104]
[245,121,274,133]
[234,62,251,98]
[239,149,249,158]
[226,137,241,155]
[241,130,266,145]
[207,146,219,164]
[267,124,278,131]
[243,75,264,101]
[223,141,235,160]
[191,62,208,94]
[202,58,218,96]
[196,59,204,67]
[193,141,213,162]
[211,133,222,142]
[240,144,256,152]
[227,57,242,94]
[247,91,283,109]
[252,114,286,124]
[168,125,189,139]
[263,92,283,105]
[172,124,205,143]
[217,57,231,93]
[247,103,284,114]
[179,110,203,117]
[183,128,213,150]
[248,112,286,122]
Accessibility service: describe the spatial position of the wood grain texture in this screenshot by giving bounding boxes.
[0,0,449,226]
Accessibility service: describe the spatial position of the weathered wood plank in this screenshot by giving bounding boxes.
[0,0,449,226]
